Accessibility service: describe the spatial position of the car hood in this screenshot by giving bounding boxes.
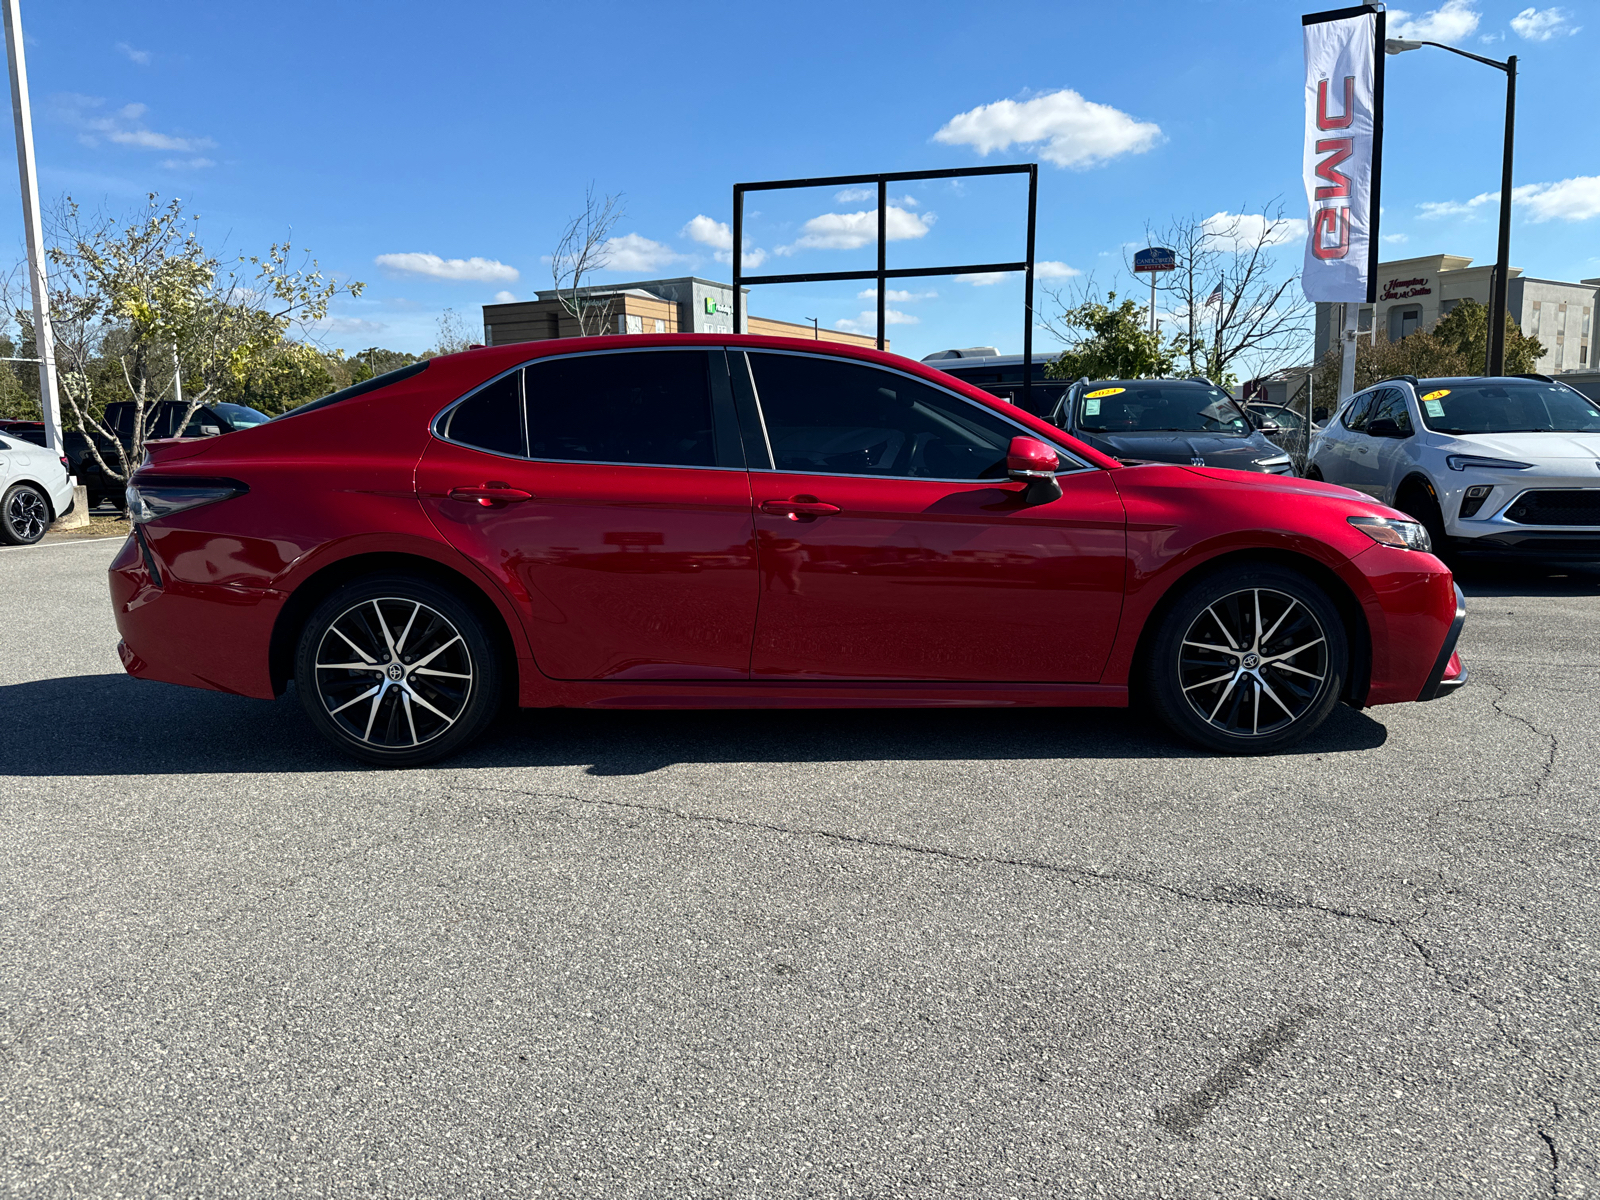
[1079,430,1281,469]
[1444,431,1600,461]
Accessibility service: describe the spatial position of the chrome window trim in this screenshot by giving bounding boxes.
[740,346,1094,479]
[430,344,738,472]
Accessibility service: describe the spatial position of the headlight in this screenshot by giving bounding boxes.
[1348,515,1432,553]
[126,476,249,525]
[1446,454,1532,472]
[1255,455,1292,469]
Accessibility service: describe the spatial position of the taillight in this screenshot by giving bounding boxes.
[126,476,249,524]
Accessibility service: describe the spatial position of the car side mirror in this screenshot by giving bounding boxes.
[1256,419,1282,433]
[1367,417,1409,439]
[1007,435,1062,504]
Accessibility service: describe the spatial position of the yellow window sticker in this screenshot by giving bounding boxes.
[1085,386,1126,399]
[1420,389,1451,402]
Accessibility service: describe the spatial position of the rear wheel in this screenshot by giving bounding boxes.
[1145,565,1348,754]
[1,482,50,545]
[294,574,504,766]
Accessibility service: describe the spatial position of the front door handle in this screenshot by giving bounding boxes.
[448,483,534,507]
[760,497,841,519]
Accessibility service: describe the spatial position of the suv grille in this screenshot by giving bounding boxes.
[1504,489,1600,527]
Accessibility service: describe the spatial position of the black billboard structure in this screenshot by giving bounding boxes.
[732,164,1039,410]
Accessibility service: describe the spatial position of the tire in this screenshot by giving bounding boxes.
[1145,565,1348,754]
[1,482,51,545]
[1303,464,1324,482]
[294,574,505,766]
[1394,479,1450,563]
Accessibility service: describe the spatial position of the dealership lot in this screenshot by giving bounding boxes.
[2,537,1597,1197]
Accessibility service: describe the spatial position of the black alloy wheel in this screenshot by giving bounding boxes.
[294,574,504,766]
[1146,565,1348,753]
[1,482,50,545]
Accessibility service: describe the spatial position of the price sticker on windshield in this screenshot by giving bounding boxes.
[1421,388,1450,418]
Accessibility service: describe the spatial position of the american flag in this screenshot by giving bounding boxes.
[1206,280,1224,306]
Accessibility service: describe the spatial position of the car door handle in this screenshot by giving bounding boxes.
[448,484,534,507]
[760,497,841,518]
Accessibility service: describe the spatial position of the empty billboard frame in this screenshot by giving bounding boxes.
[732,163,1039,410]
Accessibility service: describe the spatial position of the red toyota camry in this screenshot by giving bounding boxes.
[109,335,1466,765]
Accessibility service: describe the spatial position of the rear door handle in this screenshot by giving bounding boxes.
[448,484,534,507]
[761,498,841,518]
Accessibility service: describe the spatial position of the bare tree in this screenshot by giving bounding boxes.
[551,186,624,337]
[427,307,478,356]
[1141,203,1314,387]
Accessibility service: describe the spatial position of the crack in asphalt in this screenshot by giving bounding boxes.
[470,780,1566,1178]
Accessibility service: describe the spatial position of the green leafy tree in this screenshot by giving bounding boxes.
[1313,300,1546,400]
[44,194,363,481]
[1042,290,1181,382]
[217,340,336,416]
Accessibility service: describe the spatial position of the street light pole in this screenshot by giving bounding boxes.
[2,0,62,453]
[1385,38,1517,376]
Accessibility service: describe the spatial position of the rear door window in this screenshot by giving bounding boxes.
[444,371,526,457]
[523,350,718,468]
[746,352,1024,480]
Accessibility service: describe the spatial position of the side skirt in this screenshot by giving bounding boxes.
[519,680,1129,711]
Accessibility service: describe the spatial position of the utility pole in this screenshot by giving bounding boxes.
[2,0,61,453]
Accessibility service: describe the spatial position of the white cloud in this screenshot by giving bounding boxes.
[933,89,1161,169]
[319,317,387,335]
[1200,212,1308,251]
[161,156,214,169]
[835,186,874,203]
[1480,30,1505,42]
[1511,6,1580,39]
[54,94,216,154]
[776,206,935,254]
[597,232,684,273]
[116,42,151,65]
[492,290,517,303]
[374,252,520,283]
[1418,199,1477,218]
[1389,0,1480,42]
[957,260,1080,286]
[1513,176,1600,221]
[858,288,938,301]
[835,308,919,333]
[1383,232,1410,244]
[679,214,767,269]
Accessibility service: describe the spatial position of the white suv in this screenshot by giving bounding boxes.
[1306,375,1600,560]
[0,431,75,545]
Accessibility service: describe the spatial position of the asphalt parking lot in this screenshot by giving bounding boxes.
[3,535,1597,1198]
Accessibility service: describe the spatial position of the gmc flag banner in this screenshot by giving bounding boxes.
[1301,4,1385,303]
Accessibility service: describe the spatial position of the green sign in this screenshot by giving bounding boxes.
[705,297,718,315]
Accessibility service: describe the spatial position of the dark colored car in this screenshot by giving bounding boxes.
[109,335,1465,767]
[1049,377,1296,475]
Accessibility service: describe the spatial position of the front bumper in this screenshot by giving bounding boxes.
[1417,584,1467,702]
[1448,531,1600,560]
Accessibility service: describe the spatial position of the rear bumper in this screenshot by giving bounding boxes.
[1417,584,1467,702]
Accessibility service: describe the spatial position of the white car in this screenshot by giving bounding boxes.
[0,431,75,545]
[1306,374,1600,559]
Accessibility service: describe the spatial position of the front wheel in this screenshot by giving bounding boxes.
[1394,480,1450,563]
[1145,566,1348,754]
[294,574,505,766]
[1,482,51,545]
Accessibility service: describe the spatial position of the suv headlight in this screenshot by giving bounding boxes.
[1348,515,1432,553]
[1254,454,1292,470]
[126,476,249,524]
[1446,454,1532,472]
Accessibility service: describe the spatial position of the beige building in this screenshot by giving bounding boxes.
[1313,253,1598,375]
[483,276,883,350]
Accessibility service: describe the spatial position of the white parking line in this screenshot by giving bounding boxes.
[0,534,128,552]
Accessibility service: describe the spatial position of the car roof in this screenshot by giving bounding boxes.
[1084,378,1224,390]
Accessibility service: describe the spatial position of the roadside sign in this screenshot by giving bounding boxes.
[1134,247,1176,274]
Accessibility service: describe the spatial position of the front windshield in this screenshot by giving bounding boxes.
[212,402,270,428]
[1077,384,1247,434]
[1417,381,1600,435]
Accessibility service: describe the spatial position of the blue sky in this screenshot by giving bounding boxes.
[10,0,1598,364]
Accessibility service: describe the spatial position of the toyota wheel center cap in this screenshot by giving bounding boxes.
[387,663,404,681]
[1242,653,1261,669]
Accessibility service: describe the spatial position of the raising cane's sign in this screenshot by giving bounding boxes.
[1301,5,1386,304]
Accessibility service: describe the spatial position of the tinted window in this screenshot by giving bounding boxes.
[1369,388,1413,434]
[524,350,716,468]
[446,372,526,456]
[748,352,1021,479]
[1077,383,1245,434]
[276,360,430,421]
[213,402,270,428]
[1341,391,1377,432]
[1416,380,1600,434]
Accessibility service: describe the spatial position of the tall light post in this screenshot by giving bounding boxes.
[1385,37,1516,376]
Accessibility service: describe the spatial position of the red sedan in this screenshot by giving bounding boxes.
[110,335,1466,765]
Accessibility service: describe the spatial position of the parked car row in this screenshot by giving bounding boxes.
[0,429,74,544]
[109,334,1465,768]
